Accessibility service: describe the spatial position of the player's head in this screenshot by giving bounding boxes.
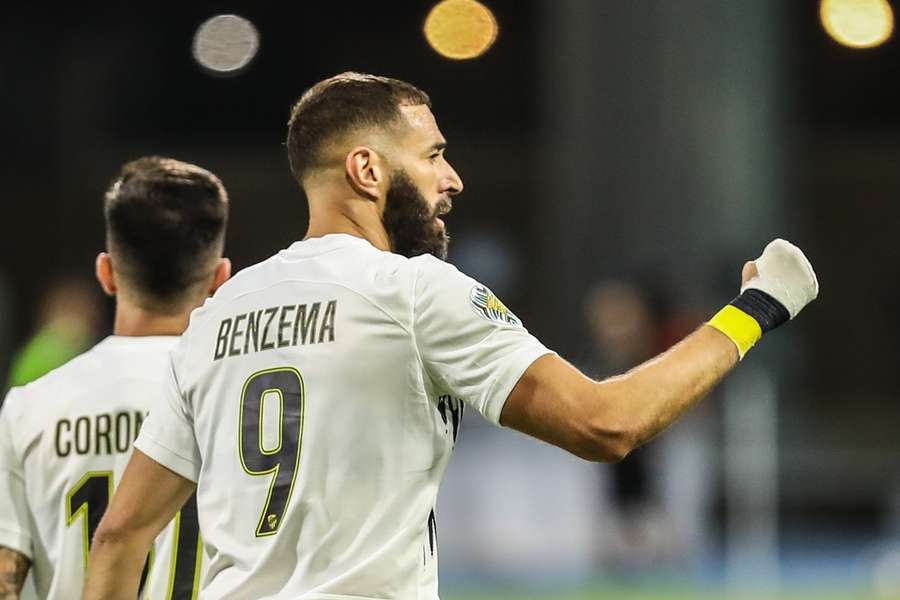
[97,156,231,314]
[287,72,463,259]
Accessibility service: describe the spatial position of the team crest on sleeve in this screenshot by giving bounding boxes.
[469,285,521,326]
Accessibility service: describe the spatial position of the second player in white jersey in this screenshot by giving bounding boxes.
[0,156,231,600]
[0,336,204,599]
[136,234,551,598]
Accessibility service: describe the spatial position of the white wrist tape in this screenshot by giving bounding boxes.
[741,238,819,320]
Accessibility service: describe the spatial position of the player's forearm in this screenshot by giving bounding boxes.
[0,547,30,600]
[590,324,737,459]
[82,531,153,600]
[84,450,197,600]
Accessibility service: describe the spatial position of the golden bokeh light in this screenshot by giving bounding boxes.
[424,0,499,60]
[820,0,894,49]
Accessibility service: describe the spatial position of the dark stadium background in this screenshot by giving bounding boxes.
[2,2,899,598]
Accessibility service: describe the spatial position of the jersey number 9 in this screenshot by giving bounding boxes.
[238,367,305,537]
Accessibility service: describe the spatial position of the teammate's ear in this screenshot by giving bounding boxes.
[95,252,117,297]
[209,258,231,295]
[344,146,384,201]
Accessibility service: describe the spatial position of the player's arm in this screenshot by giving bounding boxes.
[82,450,195,600]
[0,393,33,600]
[0,547,30,600]
[502,324,737,461]
[501,239,818,462]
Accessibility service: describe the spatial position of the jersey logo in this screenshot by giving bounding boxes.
[469,285,521,326]
[437,395,463,444]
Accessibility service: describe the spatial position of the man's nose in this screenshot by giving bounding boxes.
[444,162,463,195]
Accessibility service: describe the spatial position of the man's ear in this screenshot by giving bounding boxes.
[344,146,386,201]
[208,258,231,295]
[95,252,117,297]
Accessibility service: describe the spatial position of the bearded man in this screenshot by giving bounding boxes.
[83,72,818,600]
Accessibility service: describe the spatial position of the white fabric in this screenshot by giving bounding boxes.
[741,238,819,319]
[135,234,552,600]
[0,336,206,600]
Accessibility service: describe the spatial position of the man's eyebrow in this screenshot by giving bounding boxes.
[428,142,447,153]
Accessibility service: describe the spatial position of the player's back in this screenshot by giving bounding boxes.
[0,336,203,599]
[142,235,451,598]
[138,233,549,599]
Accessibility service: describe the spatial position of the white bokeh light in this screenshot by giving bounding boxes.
[193,14,260,75]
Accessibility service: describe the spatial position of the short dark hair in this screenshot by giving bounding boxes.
[104,156,228,308]
[286,72,431,185]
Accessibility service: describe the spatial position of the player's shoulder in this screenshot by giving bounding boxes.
[0,340,105,424]
[7,340,104,397]
[3,337,176,413]
[0,381,50,442]
[408,253,478,298]
[341,243,476,309]
[177,238,468,353]
[407,255,527,329]
[409,252,467,278]
[226,234,421,301]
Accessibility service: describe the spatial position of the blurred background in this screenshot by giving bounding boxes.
[2,1,899,598]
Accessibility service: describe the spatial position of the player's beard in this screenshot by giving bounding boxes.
[382,169,450,260]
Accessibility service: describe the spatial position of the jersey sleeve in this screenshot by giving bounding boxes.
[0,390,33,558]
[134,354,201,482]
[412,257,554,425]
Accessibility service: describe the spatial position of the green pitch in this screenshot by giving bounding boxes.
[443,586,897,600]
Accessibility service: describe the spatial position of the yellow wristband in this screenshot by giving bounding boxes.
[707,305,763,359]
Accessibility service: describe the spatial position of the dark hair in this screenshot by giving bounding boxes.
[286,72,431,185]
[104,156,228,307]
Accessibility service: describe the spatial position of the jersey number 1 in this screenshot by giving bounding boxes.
[238,367,305,537]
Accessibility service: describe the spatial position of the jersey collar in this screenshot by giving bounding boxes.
[283,233,375,258]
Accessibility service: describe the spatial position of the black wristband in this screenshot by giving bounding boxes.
[730,288,790,333]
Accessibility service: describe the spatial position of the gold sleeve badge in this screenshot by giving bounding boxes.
[469,284,522,326]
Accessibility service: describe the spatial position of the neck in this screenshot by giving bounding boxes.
[304,192,391,252]
[112,300,191,337]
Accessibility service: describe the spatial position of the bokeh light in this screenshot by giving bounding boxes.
[820,0,894,49]
[424,0,499,60]
[192,14,260,74]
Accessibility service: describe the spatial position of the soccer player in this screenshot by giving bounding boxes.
[83,73,818,599]
[0,157,230,599]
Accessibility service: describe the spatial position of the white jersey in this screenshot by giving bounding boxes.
[135,234,552,599]
[0,336,205,600]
